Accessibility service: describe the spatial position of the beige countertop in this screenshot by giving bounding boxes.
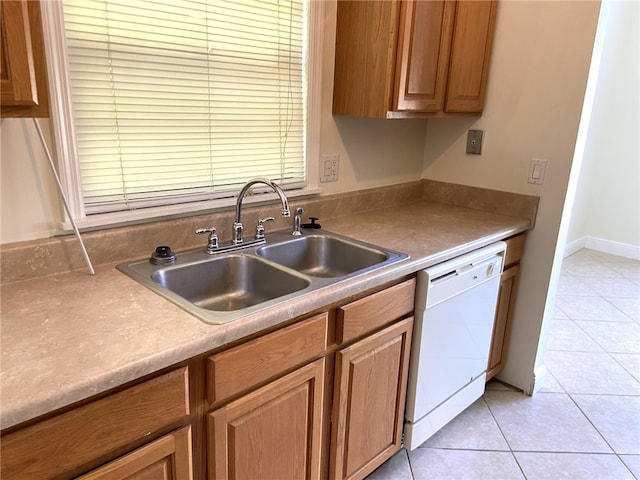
[0,200,530,430]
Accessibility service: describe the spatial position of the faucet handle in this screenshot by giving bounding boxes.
[195,227,219,253]
[255,217,275,240]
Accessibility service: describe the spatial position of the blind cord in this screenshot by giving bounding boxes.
[32,118,96,275]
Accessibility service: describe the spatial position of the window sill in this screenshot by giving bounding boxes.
[59,187,321,233]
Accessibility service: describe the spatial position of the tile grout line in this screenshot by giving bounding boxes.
[565,391,639,478]
[480,395,529,479]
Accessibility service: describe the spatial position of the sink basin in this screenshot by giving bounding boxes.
[116,229,407,324]
[256,234,389,278]
[151,255,310,312]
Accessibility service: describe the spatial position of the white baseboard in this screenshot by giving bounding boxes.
[564,236,640,260]
[564,238,587,257]
[531,364,548,395]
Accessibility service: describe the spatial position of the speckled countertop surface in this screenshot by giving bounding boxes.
[0,200,530,430]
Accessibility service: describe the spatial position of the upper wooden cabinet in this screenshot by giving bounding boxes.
[332,0,498,119]
[1,0,49,117]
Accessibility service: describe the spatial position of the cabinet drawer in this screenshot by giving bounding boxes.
[337,278,416,344]
[1,367,189,480]
[504,234,526,267]
[207,312,328,404]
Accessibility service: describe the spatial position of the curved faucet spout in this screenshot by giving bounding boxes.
[233,178,290,244]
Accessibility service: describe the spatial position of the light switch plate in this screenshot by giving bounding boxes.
[466,130,483,155]
[528,158,547,185]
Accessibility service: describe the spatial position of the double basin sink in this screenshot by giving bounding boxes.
[117,230,408,324]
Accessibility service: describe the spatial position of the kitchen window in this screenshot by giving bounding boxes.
[41,0,321,229]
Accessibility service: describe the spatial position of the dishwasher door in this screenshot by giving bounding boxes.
[405,242,505,449]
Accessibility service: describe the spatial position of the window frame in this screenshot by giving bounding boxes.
[40,0,322,230]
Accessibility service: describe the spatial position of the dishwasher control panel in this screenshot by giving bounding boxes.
[419,242,506,308]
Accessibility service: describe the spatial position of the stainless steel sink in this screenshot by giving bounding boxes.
[256,234,389,278]
[151,255,310,312]
[117,230,407,324]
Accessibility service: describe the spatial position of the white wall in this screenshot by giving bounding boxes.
[0,119,62,243]
[422,1,601,392]
[566,0,640,259]
[0,1,428,245]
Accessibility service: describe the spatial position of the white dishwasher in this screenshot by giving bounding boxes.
[404,242,506,450]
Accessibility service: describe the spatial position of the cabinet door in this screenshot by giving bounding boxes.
[208,359,325,480]
[487,264,520,380]
[77,427,193,480]
[0,0,49,117]
[394,0,455,112]
[332,0,400,118]
[444,0,497,113]
[330,317,413,480]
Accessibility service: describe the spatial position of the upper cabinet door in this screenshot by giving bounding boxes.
[0,0,49,117]
[393,0,456,113]
[332,0,498,119]
[332,0,401,118]
[444,0,498,113]
[0,1,38,106]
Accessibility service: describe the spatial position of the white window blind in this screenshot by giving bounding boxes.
[61,0,306,214]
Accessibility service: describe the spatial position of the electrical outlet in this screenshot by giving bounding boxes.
[466,130,483,155]
[320,154,339,182]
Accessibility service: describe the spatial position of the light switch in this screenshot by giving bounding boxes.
[532,164,542,180]
[528,159,547,185]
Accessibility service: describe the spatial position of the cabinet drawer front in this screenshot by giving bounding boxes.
[207,312,328,404]
[504,234,526,267]
[1,367,189,480]
[337,278,415,344]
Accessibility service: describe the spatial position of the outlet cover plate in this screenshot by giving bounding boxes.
[320,154,339,182]
[466,130,483,155]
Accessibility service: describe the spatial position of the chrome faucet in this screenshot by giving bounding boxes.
[233,178,290,244]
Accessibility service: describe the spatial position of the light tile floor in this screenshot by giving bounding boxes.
[367,248,640,480]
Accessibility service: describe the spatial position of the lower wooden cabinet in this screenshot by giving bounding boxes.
[0,367,190,480]
[487,264,520,379]
[330,317,413,480]
[487,234,526,380]
[1,279,416,480]
[207,359,326,480]
[78,427,193,480]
